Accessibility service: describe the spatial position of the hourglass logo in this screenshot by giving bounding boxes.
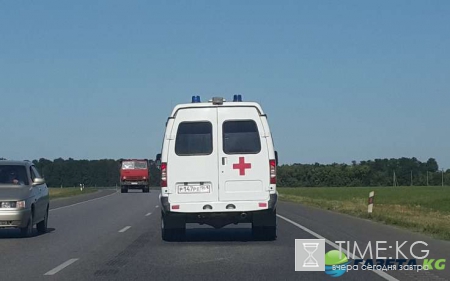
[295,239,325,271]
[303,243,320,267]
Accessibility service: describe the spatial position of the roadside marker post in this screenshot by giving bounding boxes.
[368,191,375,214]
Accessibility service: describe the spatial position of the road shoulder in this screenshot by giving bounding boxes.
[49,189,117,210]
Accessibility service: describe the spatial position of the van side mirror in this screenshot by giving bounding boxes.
[275,151,279,166]
[33,178,45,185]
[155,153,162,168]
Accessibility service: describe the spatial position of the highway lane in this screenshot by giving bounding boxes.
[0,191,449,281]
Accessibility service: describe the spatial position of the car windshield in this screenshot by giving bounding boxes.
[0,165,29,186]
[121,161,147,170]
[134,161,147,169]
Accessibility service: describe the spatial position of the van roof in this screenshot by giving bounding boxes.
[0,160,33,167]
[170,101,265,117]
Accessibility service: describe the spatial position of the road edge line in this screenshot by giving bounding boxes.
[277,214,399,281]
[50,190,118,212]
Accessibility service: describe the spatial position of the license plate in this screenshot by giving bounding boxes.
[131,182,138,185]
[178,185,211,194]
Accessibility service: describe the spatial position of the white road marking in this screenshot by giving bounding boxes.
[118,226,131,233]
[44,258,79,276]
[277,214,399,281]
[145,212,152,216]
[50,191,118,212]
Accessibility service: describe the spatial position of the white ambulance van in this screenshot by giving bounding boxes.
[156,95,278,241]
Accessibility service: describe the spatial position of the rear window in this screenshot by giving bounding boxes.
[0,165,29,185]
[175,122,213,156]
[223,120,261,154]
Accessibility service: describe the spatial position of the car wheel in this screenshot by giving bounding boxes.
[143,187,150,193]
[121,187,128,193]
[37,207,49,233]
[20,217,33,237]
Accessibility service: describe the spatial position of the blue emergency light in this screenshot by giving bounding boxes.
[191,96,201,103]
[233,95,243,102]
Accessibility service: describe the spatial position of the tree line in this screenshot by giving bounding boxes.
[1,157,448,188]
[28,158,161,188]
[277,157,450,187]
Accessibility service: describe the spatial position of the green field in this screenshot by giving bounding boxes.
[278,186,450,240]
[49,187,97,200]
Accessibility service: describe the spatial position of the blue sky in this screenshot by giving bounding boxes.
[1,1,449,168]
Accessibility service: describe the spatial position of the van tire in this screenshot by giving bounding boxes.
[161,212,185,242]
[252,209,277,241]
[252,226,277,241]
[162,228,185,242]
[252,225,277,241]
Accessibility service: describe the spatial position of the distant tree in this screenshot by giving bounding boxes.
[426,158,439,172]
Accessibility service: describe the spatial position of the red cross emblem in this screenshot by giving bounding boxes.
[233,157,252,176]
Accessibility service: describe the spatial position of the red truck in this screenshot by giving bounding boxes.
[120,159,150,193]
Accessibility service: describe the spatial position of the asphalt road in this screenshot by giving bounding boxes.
[0,190,449,281]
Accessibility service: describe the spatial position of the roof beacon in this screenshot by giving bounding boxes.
[233,95,243,102]
[191,95,201,103]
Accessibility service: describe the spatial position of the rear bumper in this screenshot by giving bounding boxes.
[121,181,148,187]
[0,209,31,228]
[160,193,277,213]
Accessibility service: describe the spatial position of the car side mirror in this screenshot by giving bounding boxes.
[33,178,45,185]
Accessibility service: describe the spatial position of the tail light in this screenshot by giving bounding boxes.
[269,159,277,184]
[161,162,167,187]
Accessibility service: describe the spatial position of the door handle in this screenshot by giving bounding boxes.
[222,157,227,165]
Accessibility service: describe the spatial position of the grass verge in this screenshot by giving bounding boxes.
[49,187,97,200]
[278,186,450,240]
